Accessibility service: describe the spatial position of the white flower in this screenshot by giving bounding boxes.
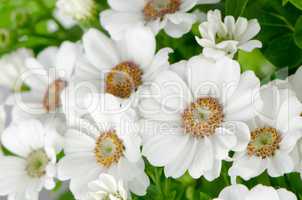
[0,48,33,90]
[214,184,296,200]
[56,0,96,21]
[141,55,260,180]
[63,26,172,123]
[53,8,77,29]
[0,119,61,200]
[229,84,302,180]
[87,174,128,200]
[100,0,219,39]
[7,42,82,134]
[196,9,262,59]
[58,93,149,199]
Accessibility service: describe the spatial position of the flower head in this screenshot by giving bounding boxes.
[88,174,128,200]
[229,84,302,180]
[100,0,219,39]
[56,0,97,21]
[196,9,262,59]
[214,184,297,200]
[0,119,61,200]
[141,56,260,180]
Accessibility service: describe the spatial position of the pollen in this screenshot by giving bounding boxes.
[182,97,223,138]
[247,127,281,159]
[26,149,50,178]
[43,79,67,112]
[143,0,181,21]
[105,61,143,99]
[94,130,125,168]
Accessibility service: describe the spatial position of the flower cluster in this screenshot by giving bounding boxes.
[0,0,301,200]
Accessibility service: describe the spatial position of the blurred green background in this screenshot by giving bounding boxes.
[1,0,302,199]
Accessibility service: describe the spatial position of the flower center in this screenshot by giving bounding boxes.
[105,61,143,99]
[43,79,67,112]
[247,127,281,159]
[182,97,223,138]
[143,0,181,21]
[95,130,125,168]
[26,149,49,178]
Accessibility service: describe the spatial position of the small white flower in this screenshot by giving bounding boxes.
[87,174,128,200]
[6,42,82,134]
[100,0,219,39]
[0,48,33,90]
[214,184,296,200]
[0,119,61,200]
[141,55,260,180]
[196,9,262,59]
[229,84,302,180]
[63,26,172,124]
[58,94,149,199]
[56,0,96,21]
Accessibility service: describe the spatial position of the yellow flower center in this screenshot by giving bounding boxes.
[143,0,181,21]
[26,149,49,178]
[105,61,143,99]
[182,97,223,138]
[43,79,67,112]
[94,130,125,168]
[247,127,281,159]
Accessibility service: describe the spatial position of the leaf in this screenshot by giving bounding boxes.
[282,0,289,6]
[225,0,250,17]
[200,192,212,200]
[289,0,302,10]
[294,16,302,49]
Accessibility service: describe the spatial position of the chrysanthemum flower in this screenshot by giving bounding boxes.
[63,26,172,122]
[229,84,302,180]
[87,174,128,200]
[196,9,262,59]
[58,94,149,199]
[56,0,97,22]
[100,0,219,39]
[0,120,61,200]
[141,55,260,180]
[7,42,82,134]
[214,184,296,200]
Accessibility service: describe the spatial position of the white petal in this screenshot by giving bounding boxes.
[63,129,95,154]
[239,40,262,52]
[204,159,222,181]
[151,70,192,112]
[100,10,144,40]
[108,0,144,11]
[143,130,189,166]
[218,184,249,200]
[164,137,198,178]
[118,26,155,69]
[277,188,297,200]
[188,137,214,178]
[83,28,120,70]
[170,60,188,82]
[180,0,198,11]
[267,151,294,177]
[239,19,261,43]
[37,46,58,68]
[234,17,248,39]
[224,70,260,121]
[164,13,196,38]
[246,185,279,200]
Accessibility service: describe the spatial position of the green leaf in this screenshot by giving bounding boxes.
[282,0,289,6]
[289,0,302,10]
[294,16,302,49]
[225,0,249,17]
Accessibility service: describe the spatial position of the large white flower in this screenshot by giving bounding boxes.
[7,41,82,134]
[229,84,302,180]
[0,48,33,91]
[58,94,149,199]
[141,55,260,180]
[214,184,296,200]
[56,0,97,22]
[63,26,172,124]
[196,9,262,59]
[100,0,219,39]
[87,174,128,200]
[0,119,61,200]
